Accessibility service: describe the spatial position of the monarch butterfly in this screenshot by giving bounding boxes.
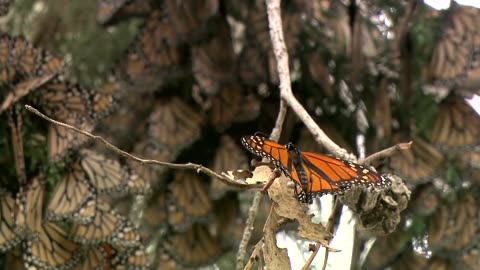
[237,44,271,86]
[0,33,37,82]
[0,74,56,113]
[307,52,334,97]
[111,244,149,270]
[15,176,44,235]
[163,223,221,268]
[15,176,84,270]
[129,140,176,186]
[95,92,153,148]
[427,4,480,90]
[142,188,167,236]
[205,82,260,130]
[191,16,235,95]
[168,170,212,231]
[117,47,164,93]
[0,191,22,252]
[37,78,117,123]
[389,136,444,185]
[118,11,186,93]
[96,0,151,26]
[78,149,150,195]
[7,106,27,184]
[74,245,109,270]
[36,78,116,160]
[241,135,390,203]
[69,201,141,248]
[427,193,476,251]
[214,195,244,248]
[209,135,248,198]
[147,97,203,151]
[46,149,149,223]
[0,33,64,113]
[156,248,181,270]
[46,162,97,224]
[162,0,219,43]
[431,95,480,150]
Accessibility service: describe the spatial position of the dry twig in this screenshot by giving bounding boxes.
[360,141,412,165]
[235,88,289,270]
[25,105,263,189]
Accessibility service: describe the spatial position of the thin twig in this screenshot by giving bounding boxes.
[301,197,343,270]
[236,191,263,270]
[242,231,265,270]
[25,105,263,189]
[236,82,289,270]
[360,141,412,165]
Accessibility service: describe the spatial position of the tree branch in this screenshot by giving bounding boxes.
[25,105,262,189]
[265,0,353,160]
[360,141,412,165]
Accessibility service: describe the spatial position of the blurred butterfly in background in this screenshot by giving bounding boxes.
[431,94,480,150]
[75,244,110,270]
[209,135,248,199]
[129,140,174,186]
[212,195,244,249]
[389,136,444,186]
[111,244,149,270]
[208,82,259,130]
[167,170,212,231]
[117,10,186,93]
[96,0,151,26]
[162,223,221,268]
[35,78,117,161]
[142,188,167,237]
[147,97,203,153]
[0,33,64,113]
[161,0,219,44]
[241,134,390,203]
[0,190,22,252]
[46,149,149,224]
[69,201,141,248]
[191,16,235,95]
[426,4,480,96]
[15,176,84,270]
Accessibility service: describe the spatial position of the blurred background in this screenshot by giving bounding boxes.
[1,0,480,269]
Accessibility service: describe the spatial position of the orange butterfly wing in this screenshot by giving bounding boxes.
[242,135,390,203]
[300,151,387,193]
[241,135,302,188]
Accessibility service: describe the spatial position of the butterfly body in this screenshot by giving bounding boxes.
[241,135,390,203]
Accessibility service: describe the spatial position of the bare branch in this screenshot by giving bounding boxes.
[265,0,352,160]
[236,84,288,270]
[25,105,262,189]
[236,191,264,270]
[270,99,287,141]
[360,141,412,165]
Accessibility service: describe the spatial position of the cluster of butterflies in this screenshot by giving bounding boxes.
[427,4,480,97]
[1,177,149,269]
[363,4,480,269]
[2,0,480,269]
[0,13,150,270]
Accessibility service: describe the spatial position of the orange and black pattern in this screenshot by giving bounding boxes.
[242,135,390,203]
